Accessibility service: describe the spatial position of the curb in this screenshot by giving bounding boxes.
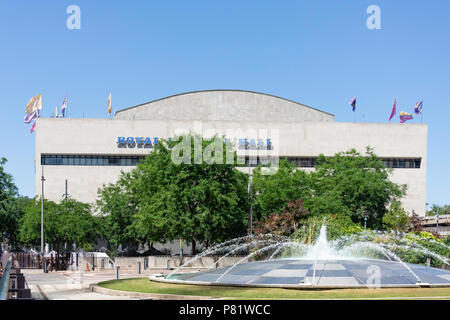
[89,283,222,300]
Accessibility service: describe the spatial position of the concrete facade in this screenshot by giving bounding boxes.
[35,90,428,215]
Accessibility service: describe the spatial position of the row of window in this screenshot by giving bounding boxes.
[41,154,422,169]
[381,158,421,169]
[242,157,421,168]
[41,155,145,166]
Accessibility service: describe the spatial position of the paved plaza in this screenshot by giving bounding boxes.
[22,268,168,300]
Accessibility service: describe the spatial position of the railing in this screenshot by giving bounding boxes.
[422,214,450,225]
[0,256,12,300]
[14,252,42,269]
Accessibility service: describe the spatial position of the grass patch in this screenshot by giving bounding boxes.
[98,278,450,299]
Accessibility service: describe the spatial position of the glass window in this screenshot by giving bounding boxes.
[414,159,421,168]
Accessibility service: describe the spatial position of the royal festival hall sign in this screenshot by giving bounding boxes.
[116,137,273,150]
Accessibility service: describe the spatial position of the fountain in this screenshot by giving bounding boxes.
[150,225,450,288]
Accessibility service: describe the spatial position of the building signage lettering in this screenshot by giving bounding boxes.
[117,137,273,149]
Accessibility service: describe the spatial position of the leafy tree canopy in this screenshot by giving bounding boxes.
[253,148,407,230]
[426,204,450,216]
[0,157,26,247]
[20,198,102,251]
[382,201,410,231]
[97,135,249,254]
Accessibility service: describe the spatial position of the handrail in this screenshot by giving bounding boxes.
[0,256,12,300]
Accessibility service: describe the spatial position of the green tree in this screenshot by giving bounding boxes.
[382,201,410,231]
[312,148,406,229]
[0,157,26,248]
[252,159,312,220]
[252,148,406,230]
[426,204,450,216]
[19,198,101,251]
[98,135,249,254]
[97,173,140,252]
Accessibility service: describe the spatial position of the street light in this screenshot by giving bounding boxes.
[360,209,368,230]
[248,166,253,235]
[41,166,45,255]
[436,208,440,234]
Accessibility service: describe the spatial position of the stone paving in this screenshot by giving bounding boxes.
[22,268,169,300]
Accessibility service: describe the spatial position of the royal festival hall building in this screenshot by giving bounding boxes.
[35,90,428,215]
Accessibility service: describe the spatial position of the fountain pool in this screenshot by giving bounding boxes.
[150,225,450,288]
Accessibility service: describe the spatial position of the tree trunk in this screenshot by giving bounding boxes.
[191,238,196,255]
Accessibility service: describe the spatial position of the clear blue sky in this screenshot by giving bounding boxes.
[1,0,449,208]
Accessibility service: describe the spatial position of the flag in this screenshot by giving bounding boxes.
[107,93,112,115]
[61,96,67,118]
[388,99,396,121]
[399,111,413,123]
[24,110,38,124]
[30,121,37,134]
[349,97,356,112]
[25,94,42,114]
[414,100,423,115]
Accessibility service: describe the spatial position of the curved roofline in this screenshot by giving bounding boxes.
[115,89,334,117]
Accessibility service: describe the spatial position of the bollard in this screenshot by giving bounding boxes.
[167,259,170,270]
[43,261,48,273]
[426,258,431,267]
[116,266,120,279]
[137,262,141,275]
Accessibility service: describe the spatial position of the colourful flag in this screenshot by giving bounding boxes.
[388,99,396,121]
[24,110,38,124]
[25,94,42,114]
[414,100,423,115]
[30,121,37,134]
[399,111,413,123]
[349,97,356,112]
[61,96,67,118]
[107,93,112,115]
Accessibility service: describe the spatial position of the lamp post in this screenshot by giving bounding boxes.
[41,166,45,254]
[248,167,253,235]
[436,208,440,234]
[361,209,368,230]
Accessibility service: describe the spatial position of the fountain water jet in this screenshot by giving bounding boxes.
[156,224,450,288]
